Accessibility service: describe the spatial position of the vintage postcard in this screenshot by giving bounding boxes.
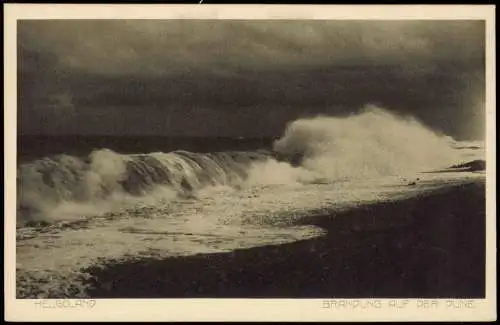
[4,4,496,322]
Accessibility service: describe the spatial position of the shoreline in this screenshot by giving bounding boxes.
[81,180,486,298]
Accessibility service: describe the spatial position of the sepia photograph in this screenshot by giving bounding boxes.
[5,4,496,322]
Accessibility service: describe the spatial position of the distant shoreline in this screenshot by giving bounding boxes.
[81,180,486,299]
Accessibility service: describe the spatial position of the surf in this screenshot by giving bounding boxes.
[16,105,483,226]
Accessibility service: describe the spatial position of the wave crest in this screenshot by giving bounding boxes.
[17,149,271,225]
[17,105,479,226]
[273,105,461,180]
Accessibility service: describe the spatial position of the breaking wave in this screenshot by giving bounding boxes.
[17,149,271,225]
[273,105,463,180]
[16,105,481,226]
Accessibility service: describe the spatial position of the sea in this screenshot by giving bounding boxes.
[14,107,486,298]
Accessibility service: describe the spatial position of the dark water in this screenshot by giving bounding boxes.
[17,135,276,164]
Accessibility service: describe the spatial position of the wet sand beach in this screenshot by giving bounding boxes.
[83,180,485,298]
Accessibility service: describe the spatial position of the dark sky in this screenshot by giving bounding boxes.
[18,20,485,140]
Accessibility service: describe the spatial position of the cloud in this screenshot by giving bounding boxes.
[17,20,486,139]
[18,20,484,77]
